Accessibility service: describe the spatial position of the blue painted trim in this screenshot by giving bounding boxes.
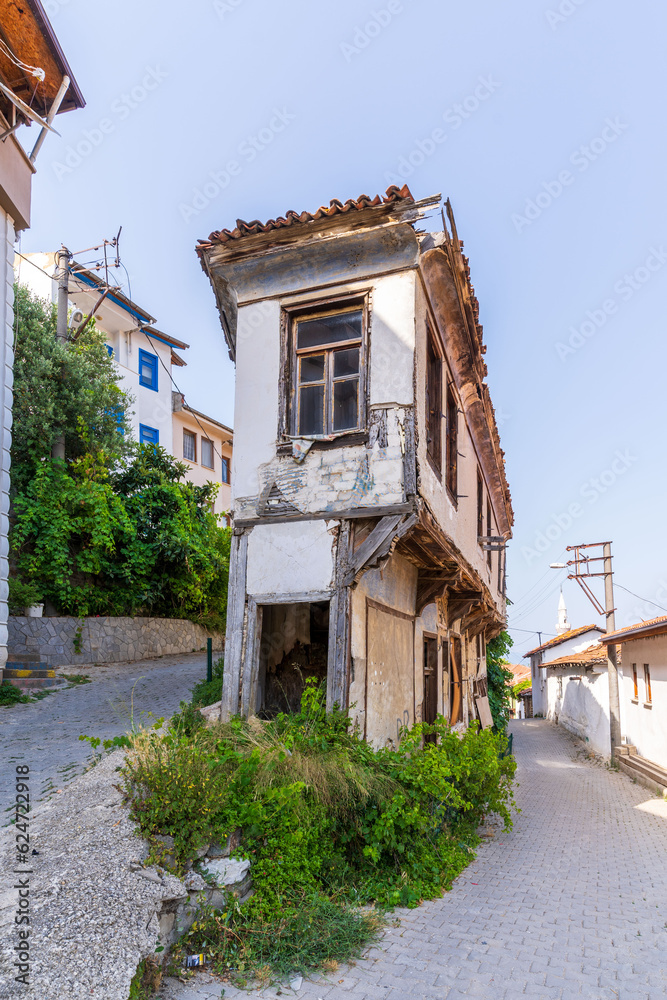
[138,349,158,391]
[139,424,159,445]
[141,329,184,351]
[72,270,153,324]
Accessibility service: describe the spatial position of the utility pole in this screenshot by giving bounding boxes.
[51,247,70,461]
[554,542,621,758]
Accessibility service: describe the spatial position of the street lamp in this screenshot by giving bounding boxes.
[550,542,621,758]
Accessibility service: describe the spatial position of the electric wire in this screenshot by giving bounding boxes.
[614,584,667,615]
[0,38,45,82]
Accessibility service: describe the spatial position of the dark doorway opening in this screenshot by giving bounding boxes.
[423,636,438,742]
[449,635,463,724]
[257,601,329,718]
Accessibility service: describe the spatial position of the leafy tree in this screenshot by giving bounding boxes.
[10,284,231,628]
[486,629,514,732]
[11,283,133,494]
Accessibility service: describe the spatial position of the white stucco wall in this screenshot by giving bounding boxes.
[369,271,415,406]
[245,520,334,596]
[546,667,611,756]
[619,634,667,770]
[0,212,14,671]
[530,628,603,717]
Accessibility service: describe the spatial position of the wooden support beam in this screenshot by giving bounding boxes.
[240,597,263,718]
[327,521,351,711]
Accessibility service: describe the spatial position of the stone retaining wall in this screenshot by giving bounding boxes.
[7,615,224,668]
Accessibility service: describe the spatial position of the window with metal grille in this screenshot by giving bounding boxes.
[201,438,214,469]
[183,429,196,462]
[426,329,442,471]
[292,306,363,436]
[446,384,458,500]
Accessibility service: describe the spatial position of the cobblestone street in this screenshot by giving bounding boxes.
[0,652,208,817]
[159,719,667,1000]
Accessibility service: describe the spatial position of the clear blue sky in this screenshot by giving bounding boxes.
[21,0,667,653]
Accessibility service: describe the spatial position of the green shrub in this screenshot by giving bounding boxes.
[7,577,43,614]
[0,682,31,706]
[122,680,517,982]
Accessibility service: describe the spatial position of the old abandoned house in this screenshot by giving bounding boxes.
[196,185,513,745]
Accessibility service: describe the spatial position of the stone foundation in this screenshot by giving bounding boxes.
[7,615,224,668]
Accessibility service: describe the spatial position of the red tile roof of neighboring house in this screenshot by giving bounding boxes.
[524,624,605,658]
[541,642,608,669]
[197,185,414,248]
[600,614,667,644]
[507,663,531,684]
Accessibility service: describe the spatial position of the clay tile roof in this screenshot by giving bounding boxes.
[601,613,667,644]
[523,624,605,658]
[541,642,608,668]
[506,663,531,683]
[197,185,414,248]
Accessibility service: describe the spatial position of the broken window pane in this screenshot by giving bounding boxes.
[299,354,325,383]
[297,310,362,350]
[333,347,359,378]
[299,383,325,435]
[333,378,358,431]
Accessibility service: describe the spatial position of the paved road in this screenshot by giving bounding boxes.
[0,652,211,817]
[158,719,667,1000]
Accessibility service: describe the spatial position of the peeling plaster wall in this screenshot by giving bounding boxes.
[414,280,502,607]
[245,521,334,597]
[618,635,667,769]
[232,299,281,502]
[232,272,417,522]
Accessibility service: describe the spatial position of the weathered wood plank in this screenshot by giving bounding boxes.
[235,501,414,529]
[327,522,351,712]
[221,530,248,721]
[240,597,262,718]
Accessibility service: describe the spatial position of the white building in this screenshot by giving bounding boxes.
[0,0,84,681]
[524,598,605,719]
[539,641,611,755]
[601,615,667,784]
[17,253,188,453]
[197,186,513,739]
[172,399,233,518]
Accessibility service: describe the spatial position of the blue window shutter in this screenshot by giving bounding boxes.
[138,349,158,391]
[105,344,114,357]
[139,424,159,445]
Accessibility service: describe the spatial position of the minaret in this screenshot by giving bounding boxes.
[555,589,571,634]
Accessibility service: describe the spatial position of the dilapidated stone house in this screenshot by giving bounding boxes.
[196,185,513,745]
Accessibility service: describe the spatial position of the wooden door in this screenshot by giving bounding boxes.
[449,635,463,724]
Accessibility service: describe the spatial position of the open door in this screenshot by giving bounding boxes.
[449,635,463,724]
[423,636,438,742]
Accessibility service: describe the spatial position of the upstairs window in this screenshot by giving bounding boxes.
[445,384,458,500]
[426,329,442,471]
[201,438,214,469]
[183,429,196,462]
[138,349,158,391]
[105,344,114,358]
[139,424,159,445]
[221,456,230,484]
[290,303,365,437]
[477,470,484,543]
[632,664,638,700]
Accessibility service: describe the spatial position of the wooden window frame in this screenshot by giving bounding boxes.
[486,497,493,568]
[632,663,638,702]
[221,456,230,484]
[201,437,214,470]
[643,663,652,704]
[278,292,370,447]
[138,348,158,391]
[477,469,484,546]
[426,327,443,475]
[139,423,159,445]
[445,383,458,503]
[183,428,197,463]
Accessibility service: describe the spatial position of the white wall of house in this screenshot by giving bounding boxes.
[545,666,610,756]
[619,634,667,770]
[529,627,603,718]
[246,521,334,597]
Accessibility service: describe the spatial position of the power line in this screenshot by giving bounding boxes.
[614,583,667,615]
